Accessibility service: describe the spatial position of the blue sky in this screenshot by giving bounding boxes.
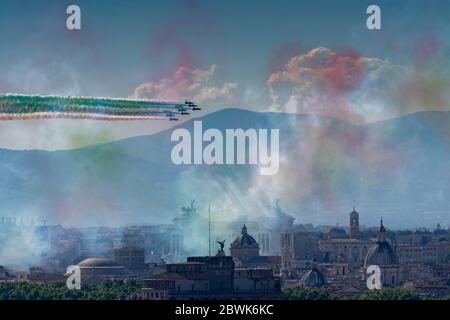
[0,0,448,97]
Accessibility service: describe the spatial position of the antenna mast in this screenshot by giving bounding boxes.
[208,204,211,257]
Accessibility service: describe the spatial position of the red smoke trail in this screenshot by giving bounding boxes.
[0,112,167,121]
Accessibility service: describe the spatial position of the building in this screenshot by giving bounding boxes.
[141,271,207,300]
[230,225,281,270]
[396,241,449,265]
[141,240,281,300]
[234,267,281,293]
[319,238,373,266]
[141,254,234,300]
[225,200,296,258]
[73,257,127,285]
[364,220,402,287]
[8,267,65,284]
[293,231,322,261]
[0,266,11,282]
[230,225,259,262]
[186,256,235,292]
[113,246,146,271]
[397,244,439,265]
[117,227,146,265]
[78,228,115,259]
[319,207,373,267]
[301,266,327,288]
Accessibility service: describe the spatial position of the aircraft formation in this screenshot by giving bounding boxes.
[0,95,201,121]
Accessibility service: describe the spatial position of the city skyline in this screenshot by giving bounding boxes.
[1,203,449,300]
[1,1,450,303]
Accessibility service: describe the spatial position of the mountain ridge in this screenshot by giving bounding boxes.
[0,108,449,228]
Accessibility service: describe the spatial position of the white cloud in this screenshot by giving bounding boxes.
[267,47,412,123]
[131,64,237,106]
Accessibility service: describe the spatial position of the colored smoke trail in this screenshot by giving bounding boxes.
[0,94,200,121]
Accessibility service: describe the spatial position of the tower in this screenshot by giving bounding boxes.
[281,232,294,271]
[349,206,359,238]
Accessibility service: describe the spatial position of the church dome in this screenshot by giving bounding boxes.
[77,258,122,268]
[364,220,398,267]
[231,225,259,248]
[327,226,347,239]
[302,267,326,287]
[365,242,398,266]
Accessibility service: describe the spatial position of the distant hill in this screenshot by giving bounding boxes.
[0,108,449,228]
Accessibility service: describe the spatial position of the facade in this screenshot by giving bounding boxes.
[141,255,234,300]
[113,246,146,270]
[397,242,447,265]
[74,257,127,285]
[9,266,66,284]
[141,254,282,300]
[293,232,322,261]
[186,256,235,292]
[234,267,281,293]
[319,208,373,267]
[141,271,208,300]
[319,238,373,266]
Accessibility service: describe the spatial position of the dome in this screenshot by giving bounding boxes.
[302,268,326,287]
[364,241,398,266]
[329,227,346,234]
[327,227,347,239]
[231,225,259,248]
[364,220,399,267]
[77,258,122,268]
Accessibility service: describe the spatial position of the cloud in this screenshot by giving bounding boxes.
[1,58,82,97]
[131,64,237,106]
[267,47,412,123]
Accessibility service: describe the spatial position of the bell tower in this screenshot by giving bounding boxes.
[349,206,359,238]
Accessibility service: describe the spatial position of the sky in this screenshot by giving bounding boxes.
[0,0,450,149]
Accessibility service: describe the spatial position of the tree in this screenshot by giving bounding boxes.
[359,288,421,300]
[0,279,141,300]
[283,287,337,300]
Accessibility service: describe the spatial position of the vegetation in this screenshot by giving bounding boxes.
[0,279,141,300]
[283,287,450,301]
[358,288,421,300]
[283,287,338,300]
[1,282,449,300]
